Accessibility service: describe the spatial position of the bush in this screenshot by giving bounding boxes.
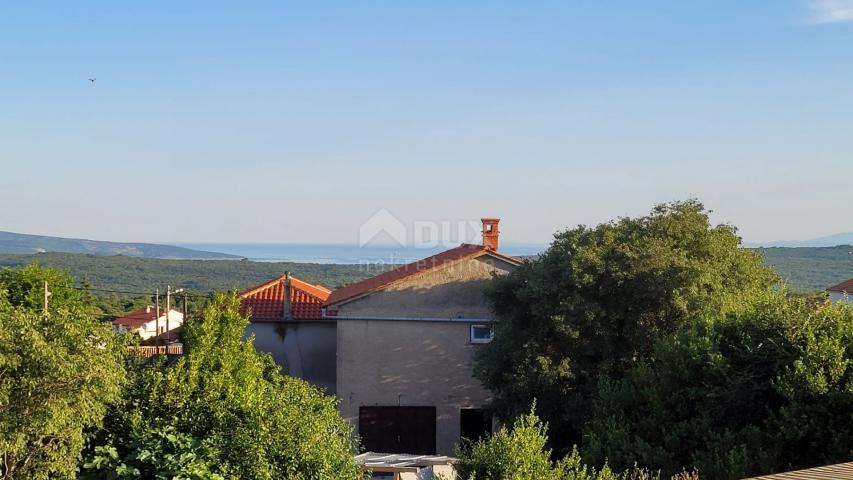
[0,264,125,479]
[584,293,853,479]
[456,407,696,480]
[83,292,362,480]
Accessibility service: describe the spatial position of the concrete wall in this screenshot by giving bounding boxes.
[336,254,517,455]
[246,322,337,394]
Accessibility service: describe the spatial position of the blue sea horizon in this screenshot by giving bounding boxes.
[175,242,546,265]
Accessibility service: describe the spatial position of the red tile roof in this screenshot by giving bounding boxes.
[240,275,331,321]
[828,278,853,293]
[112,307,160,329]
[324,243,521,307]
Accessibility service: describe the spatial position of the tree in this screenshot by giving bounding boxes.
[0,264,125,479]
[83,292,362,480]
[475,200,778,449]
[583,293,853,479]
[455,407,697,480]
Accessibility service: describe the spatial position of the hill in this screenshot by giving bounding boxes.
[756,245,853,292]
[751,232,853,248]
[0,252,388,293]
[0,231,240,260]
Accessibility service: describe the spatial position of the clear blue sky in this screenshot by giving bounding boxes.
[1,1,851,245]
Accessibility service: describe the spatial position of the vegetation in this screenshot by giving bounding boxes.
[456,408,698,480]
[757,245,853,292]
[584,292,853,479]
[476,200,778,447]
[477,200,853,479]
[0,265,125,479]
[0,252,388,293]
[82,293,362,480]
[0,231,240,259]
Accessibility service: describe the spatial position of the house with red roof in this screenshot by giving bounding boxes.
[112,306,184,342]
[827,278,853,303]
[325,218,522,456]
[239,273,336,393]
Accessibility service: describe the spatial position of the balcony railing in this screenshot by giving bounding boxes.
[127,345,184,357]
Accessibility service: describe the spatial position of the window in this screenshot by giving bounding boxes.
[470,325,494,344]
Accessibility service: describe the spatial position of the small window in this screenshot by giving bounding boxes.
[470,325,494,344]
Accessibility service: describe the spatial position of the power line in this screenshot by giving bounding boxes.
[67,285,215,297]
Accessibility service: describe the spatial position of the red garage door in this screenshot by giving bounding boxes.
[358,406,436,455]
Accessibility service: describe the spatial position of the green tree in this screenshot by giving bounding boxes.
[83,292,362,480]
[0,264,125,479]
[456,407,696,480]
[584,294,853,479]
[475,200,777,448]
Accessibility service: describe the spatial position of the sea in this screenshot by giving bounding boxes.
[175,243,546,265]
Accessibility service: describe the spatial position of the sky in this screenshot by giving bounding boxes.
[1,1,851,246]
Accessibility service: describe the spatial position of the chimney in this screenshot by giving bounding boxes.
[281,272,293,321]
[481,218,500,251]
[146,305,151,314]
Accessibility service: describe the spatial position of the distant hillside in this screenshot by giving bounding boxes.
[0,231,240,260]
[756,245,853,292]
[0,252,389,293]
[752,232,853,248]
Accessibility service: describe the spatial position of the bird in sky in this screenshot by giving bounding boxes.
[88,77,96,83]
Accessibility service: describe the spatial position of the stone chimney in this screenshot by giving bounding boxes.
[481,218,500,251]
[281,272,293,321]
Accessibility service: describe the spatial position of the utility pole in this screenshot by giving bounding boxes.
[165,286,185,346]
[182,292,188,321]
[43,281,50,315]
[166,285,170,345]
[155,288,161,347]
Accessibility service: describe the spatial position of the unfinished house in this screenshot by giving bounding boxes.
[324,218,521,455]
[240,274,337,394]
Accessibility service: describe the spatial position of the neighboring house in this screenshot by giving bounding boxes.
[742,460,853,479]
[240,273,337,394]
[827,278,853,303]
[112,306,184,342]
[324,218,522,456]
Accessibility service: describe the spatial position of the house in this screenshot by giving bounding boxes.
[324,218,522,456]
[742,460,853,479]
[112,306,184,342]
[240,273,337,394]
[827,278,853,303]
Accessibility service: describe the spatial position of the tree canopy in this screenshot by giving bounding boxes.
[475,200,779,448]
[0,264,125,479]
[584,293,853,479]
[82,292,362,480]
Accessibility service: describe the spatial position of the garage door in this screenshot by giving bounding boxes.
[358,406,436,455]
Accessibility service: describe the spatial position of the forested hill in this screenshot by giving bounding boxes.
[0,246,849,295]
[756,245,853,292]
[0,231,240,260]
[0,252,388,293]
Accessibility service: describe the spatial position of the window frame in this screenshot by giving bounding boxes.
[469,324,494,344]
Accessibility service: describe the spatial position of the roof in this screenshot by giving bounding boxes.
[828,278,853,293]
[112,307,178,329]
[743,461,853,479]
[355,452,457,473]
[240,274,331,321]
[324,243,522,307]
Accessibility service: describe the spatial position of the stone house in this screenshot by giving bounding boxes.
[240,274,337,394]
[324,218,521,455]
